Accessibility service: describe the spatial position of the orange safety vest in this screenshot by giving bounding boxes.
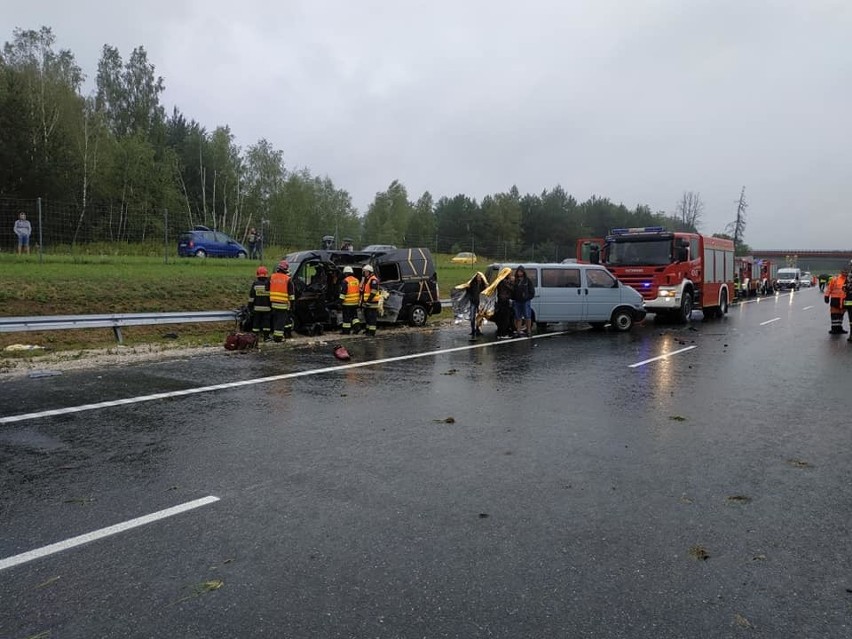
[269,272,293,308]
[340,275,360,306]
[361,274,380,308]
[826,274,847,310]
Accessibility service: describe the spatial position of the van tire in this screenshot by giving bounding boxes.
[408,304,428,327]
[536,321,549,333]
[611,308,634,332]
[195,249,207,258]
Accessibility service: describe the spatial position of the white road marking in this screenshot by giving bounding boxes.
[628,345,697,368]
[802,306,814,310]
[0,496,220,572]
[760,318,781,326]
[1,331,567,425]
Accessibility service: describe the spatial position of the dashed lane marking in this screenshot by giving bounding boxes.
[760,318,781,326]
[0,331,567,425]
[628,345,697,369]
[0,496,220,572]
[802,306,814,310]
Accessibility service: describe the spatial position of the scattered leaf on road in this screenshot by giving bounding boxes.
[734,613,754,629]
[35,576,60,589]
[669,415,687,422]
[63,497,95,505]
[786,458,812,469]
[433,417,456,424]
[442,369,459,375]
[689,545,710,561]
[726,495,752,504]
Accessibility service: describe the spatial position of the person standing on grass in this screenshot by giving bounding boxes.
[247,227,259,260]
[14,212,31,255]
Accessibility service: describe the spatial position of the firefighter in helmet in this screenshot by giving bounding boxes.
[360,263,381,337]
[248,265,272,340]
[270,260,295,341]
[824,263,848,335]
[339,266,362,335]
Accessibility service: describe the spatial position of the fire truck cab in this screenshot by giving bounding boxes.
[577,227,735,323]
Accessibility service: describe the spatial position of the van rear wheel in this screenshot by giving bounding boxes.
[409,304,427,327]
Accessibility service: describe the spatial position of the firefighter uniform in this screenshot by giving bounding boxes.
[248,266,271,340]
[339,268,362,335]
[361,266,381,337]
[824,270,847,334]
[270,262,295,341]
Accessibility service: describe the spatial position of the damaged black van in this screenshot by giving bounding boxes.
[283,247,442,333]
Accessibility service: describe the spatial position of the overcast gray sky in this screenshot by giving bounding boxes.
[5,0,852,249]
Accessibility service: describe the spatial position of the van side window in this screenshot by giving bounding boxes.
[378,264,401,282]
[586,269,617,288]
[542,268,580,288]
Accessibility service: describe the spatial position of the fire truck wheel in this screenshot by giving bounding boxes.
[678,292,694,323]
[719,290,729,315]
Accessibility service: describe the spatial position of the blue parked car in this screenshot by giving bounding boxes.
[178,226,248,258]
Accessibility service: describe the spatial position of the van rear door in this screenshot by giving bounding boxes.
[538,266,584,322]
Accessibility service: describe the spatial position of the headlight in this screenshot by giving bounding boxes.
[658,289,676,298]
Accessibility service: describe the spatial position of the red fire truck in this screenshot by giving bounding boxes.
[735,256,760,298]
[576,227,735,322]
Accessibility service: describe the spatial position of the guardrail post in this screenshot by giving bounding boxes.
[113,326,124,344]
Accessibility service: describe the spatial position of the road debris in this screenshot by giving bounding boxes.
[688,545,710,561]
[786,458,812,469]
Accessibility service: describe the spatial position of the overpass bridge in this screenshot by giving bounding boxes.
[750,250,852,274]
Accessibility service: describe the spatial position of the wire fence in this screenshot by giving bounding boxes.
[0,196,581,263]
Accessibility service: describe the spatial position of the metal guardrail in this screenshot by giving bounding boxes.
[1,301,455,345]
[0,311,238,344]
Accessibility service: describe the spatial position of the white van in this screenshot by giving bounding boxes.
[486,262,647,331]
[776,267,802,291]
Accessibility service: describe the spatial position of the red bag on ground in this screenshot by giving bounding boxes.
[224,332,258,351]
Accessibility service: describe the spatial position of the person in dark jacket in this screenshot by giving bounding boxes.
[495,271,515,339]
[512,265,535,337]
[466,272,488,338]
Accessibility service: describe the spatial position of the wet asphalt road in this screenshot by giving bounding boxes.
[1,287,851,639]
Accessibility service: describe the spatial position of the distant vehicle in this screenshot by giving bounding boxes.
[800,271,813,288]
[775,267,802,291]
[178,227,248,258]
[577,227,734,322]
[362,244,397,252]
[452,252,477,264]
[484,262,646,332]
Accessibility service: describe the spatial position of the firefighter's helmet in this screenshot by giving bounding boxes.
[342,266,354,274]
[256,266,269,278]
[277,260,289,273]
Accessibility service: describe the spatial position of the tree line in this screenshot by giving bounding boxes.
[1,26,748,259]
